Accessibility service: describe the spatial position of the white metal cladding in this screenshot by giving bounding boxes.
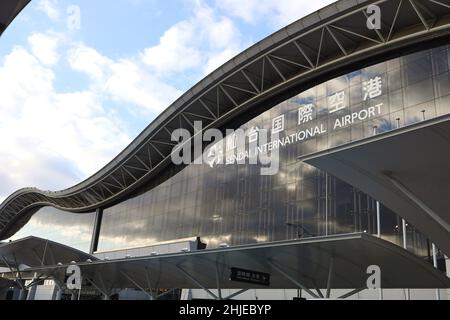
[2,0,450,238]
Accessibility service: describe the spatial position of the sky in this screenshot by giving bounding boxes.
[0,0,335,202]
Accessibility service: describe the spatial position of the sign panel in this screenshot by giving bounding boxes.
[230,267,271,286]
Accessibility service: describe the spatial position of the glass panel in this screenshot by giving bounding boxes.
[404,78,434,108]
[9,207,95,253]
[404,53,432,86]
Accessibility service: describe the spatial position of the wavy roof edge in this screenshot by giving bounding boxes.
[4,0,450,237]
[43,0,369,195]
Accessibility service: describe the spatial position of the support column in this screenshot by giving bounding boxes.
[432,244,441,300]
[85,278,110,300]
[225,289,248,300]
[267,260,319,299]
[376,202,381,238]
[325,173,328,236]
[18,287,27,300]
[326,258,334,299]
[120,270,154,300]
[90,208,103,254]
[26,273,38,300]
[52,279,65,301]
[446,256,450,300]
[376,203,384,300]
[215,263,222,300]
[55,287,63,301]
[402,219,410,300]
[26,285,37,300]
[177,265,219,300]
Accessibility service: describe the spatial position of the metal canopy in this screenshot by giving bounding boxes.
[2,234,449,295]
[0,236,98,268]
[3,0,450,239]
[302,116,450,256]
[0,0,30,36]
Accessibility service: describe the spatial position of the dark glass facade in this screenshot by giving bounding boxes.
[95,44,450,258]
[9,44,450,265]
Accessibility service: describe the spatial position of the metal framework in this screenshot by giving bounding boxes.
[2,234,449,300]
[2,0,450,238]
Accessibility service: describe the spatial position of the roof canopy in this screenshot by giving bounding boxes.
[0,237,98,269]
[2,234,449,295]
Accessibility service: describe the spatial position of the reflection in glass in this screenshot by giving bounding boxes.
[9,207,95,253]
[10,42,449,267]
[95,43,450,257]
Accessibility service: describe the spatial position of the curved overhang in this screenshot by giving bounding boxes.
[0,0,30,37]
[301,115,450,256]
[3,234,449,290]
[2,0,450,239]
[0,236,98,268]
[0,237,98,270]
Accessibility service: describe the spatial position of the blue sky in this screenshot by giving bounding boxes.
[0,0,335,201]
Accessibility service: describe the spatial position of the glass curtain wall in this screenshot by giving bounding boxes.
[97,44,450,261]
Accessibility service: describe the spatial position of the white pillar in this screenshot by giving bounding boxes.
[376,202,381,238]
[55,287,63,301]
[402,219,410,300]
[325,173,328,236]
[432,244,441,300]
[26,284,37,300]
[26,273,38,300]
[376,202,383,300]
[446,256,450,300]
[50,283,63,301]
[18,288,27,300]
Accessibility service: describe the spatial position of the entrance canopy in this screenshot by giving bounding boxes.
[0,237,98,269]
[302,116,450,256]
[2,234,449,295]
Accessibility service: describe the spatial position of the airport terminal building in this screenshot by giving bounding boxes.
[1,0,450,300]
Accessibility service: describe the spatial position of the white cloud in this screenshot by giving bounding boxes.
[141,20,202,74]
[68,44,182,113]
[36,0,61,21]
[141,0,243,77]
[0,46,132,198]
[28,32,62,66]
[105,59,182,113]
[0,27,188,202]
[216,0,336,27]
[141,0,337,78]
[68,45,112,82]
